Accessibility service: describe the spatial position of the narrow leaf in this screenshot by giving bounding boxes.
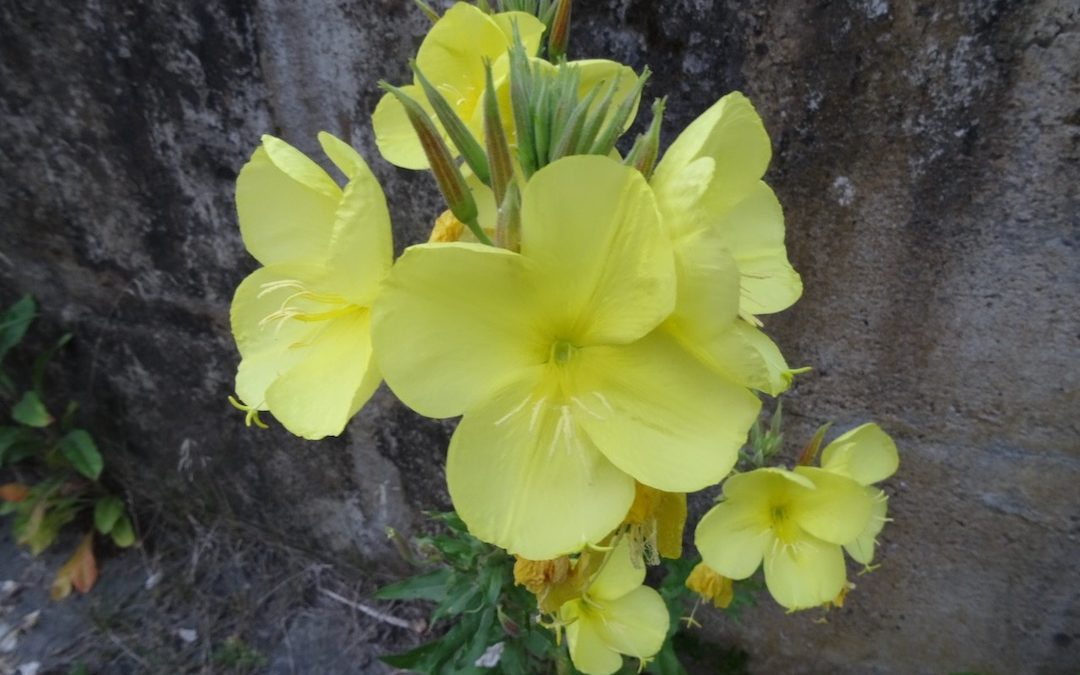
[374,568,452,602]
[32,333,72,397]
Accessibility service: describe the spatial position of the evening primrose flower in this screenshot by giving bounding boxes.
[818,423,899,565]
[650,93,803,395]
[694,466,874,610]
[373,3,637,171]
[230,133,392,439]
[557,538,669,675]
[372,155,760,559]
[372,3,544,169]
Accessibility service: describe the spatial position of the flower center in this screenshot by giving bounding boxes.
[769,502,800,543]
[550,339,577,365]
[258,279,359,333]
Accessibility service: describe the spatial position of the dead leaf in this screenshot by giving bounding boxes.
[0,485,29,503]
[50,533,97,601]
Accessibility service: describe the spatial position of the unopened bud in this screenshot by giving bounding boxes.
[547,0,572,61]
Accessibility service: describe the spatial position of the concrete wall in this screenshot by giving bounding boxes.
[1,0,1076,672]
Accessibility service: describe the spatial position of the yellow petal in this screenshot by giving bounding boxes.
[820,423,899,486]
[695,498,771,580]
[416,4,511,113]
[665,228,742,347]
[371,243,545,419]
[562,600,624,675]
[316,133,393,305]
[231,264,327,408]
[265,311,379,439]
[763,533,847,610]
[844,488,888,565]
[652,92,771,218]
[589,536,645,601]
[445,372,635,559]
[590,586,669,662]
[717,182,802,316]
[575,331,760,492]
[372,84,435,170]
[676,319,796,396]
[520,155,675,346]
[490,11,546,54]
[791,467,875,545]
[236,138,341,266]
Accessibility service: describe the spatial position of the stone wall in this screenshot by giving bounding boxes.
[1,0,1077,672]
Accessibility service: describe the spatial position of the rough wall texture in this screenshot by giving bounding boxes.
[0,0,1077,673]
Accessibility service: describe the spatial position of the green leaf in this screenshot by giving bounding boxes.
[94,495,125,534]
[374,568,452,602]
[59,429,103,480]
[12,391,52,427]
[0,296,35,366]
[110,514,135,547]
[0,426,34,464]
[32,333,72,397]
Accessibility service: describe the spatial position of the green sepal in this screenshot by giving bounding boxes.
[411,60,491,185]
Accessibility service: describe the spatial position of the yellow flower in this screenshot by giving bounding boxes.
[230,133,392,439]
[685,562,734,609]
[557,538,669,675]
[817,423,898,565]
[372,155,760,558]
[694,467,873,610]
[372,3,544,169]
[650,93,803,395]
[372,3,637,171]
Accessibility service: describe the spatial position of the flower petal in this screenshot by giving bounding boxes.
[520,155,675,346]
[490,11,546,55]
[265,311,379,440]
[372,84,435,170]
[416,3,514,116]
[372,243,545,419]
[446,372,635,559]
[763,533,847,610]
[675,319,796,396]
[315,133,393,305]
[665,227,742,348]
[590,536,645,601]
[844,487,889,565]
[695,498,771,580]
[717,182,802,316]
[236,137,341,266]
[652,92,771,218]
[574,331,760,492]
[820,423,899,486]
[591,586,669,661]
[791,467,875,545]
[562,600,624,675]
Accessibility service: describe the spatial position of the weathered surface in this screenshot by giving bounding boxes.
[0,0,1077,673]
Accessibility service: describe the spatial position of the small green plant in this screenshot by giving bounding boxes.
[378,511,756,675]
[0,295,135,599]
[212,636,268,671]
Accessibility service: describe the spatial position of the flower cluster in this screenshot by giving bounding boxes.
[226,3,899,673]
